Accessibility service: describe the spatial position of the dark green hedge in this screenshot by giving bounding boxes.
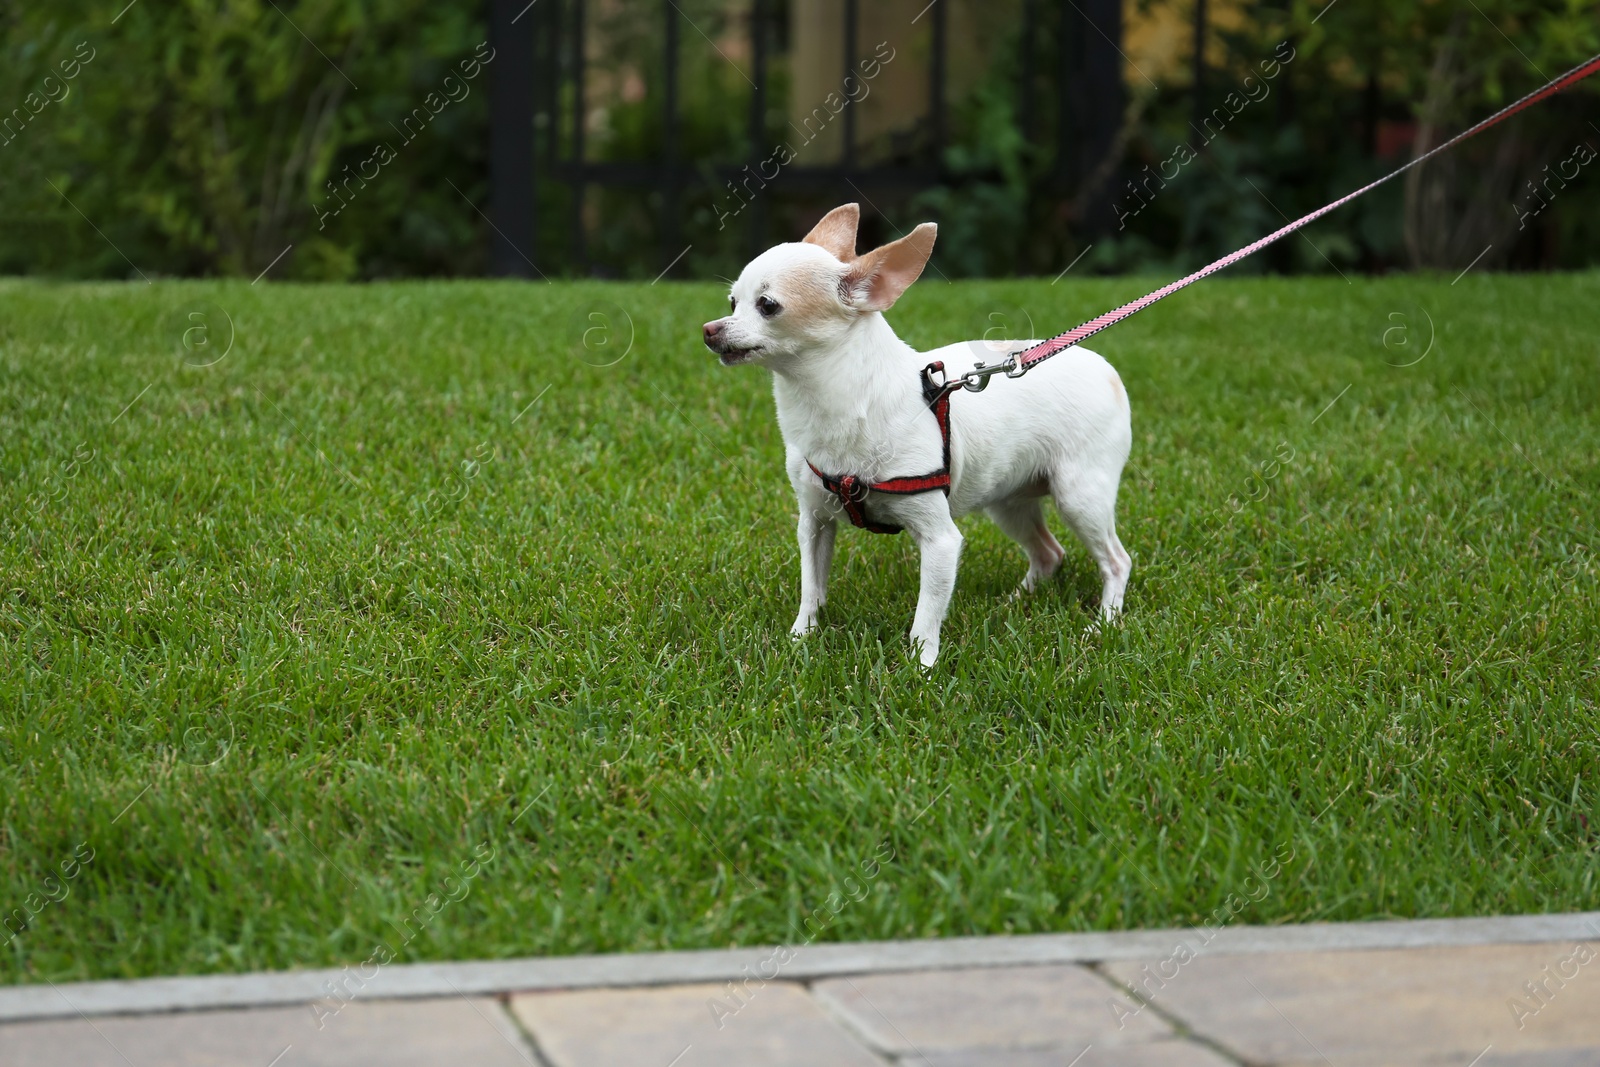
[1,0,489,280]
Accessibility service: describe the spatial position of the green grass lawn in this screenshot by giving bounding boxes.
[1,272,1597,986]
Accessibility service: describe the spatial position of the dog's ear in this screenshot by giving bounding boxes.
[841,223,937,311]
[802,203,860,261]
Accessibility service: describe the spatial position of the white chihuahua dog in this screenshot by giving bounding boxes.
[703,204,1131,666]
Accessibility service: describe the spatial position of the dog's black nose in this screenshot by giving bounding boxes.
[703,321,722,344]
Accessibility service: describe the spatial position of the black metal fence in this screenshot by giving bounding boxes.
[487,0,1125,278]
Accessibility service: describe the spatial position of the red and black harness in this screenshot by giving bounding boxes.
[806,361,960,535]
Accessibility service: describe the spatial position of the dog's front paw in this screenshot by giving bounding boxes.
[910,632,940,668]
[1083,615,1121,638]
[790,616,818,639]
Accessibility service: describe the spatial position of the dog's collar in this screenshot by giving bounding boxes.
[805,362,958,535]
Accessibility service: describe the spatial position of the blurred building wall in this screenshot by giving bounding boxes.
[784,0,1251,163]
[787,0,1008,164]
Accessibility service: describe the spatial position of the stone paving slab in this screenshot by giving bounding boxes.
[3,911,1596,1024]
[4,914,1600,1066]
[509,981,883,1067]
[812,964,1170,1057]
[0,996,536,1067]
[902,1042,1239,1067]
[1102,941,1600,1067]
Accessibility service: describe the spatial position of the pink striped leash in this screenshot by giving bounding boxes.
[951,50,1600,393]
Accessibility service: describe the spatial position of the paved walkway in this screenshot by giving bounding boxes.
[2,912,1597,1066]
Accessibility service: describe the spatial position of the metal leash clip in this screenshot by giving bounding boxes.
[958,352,1026,392]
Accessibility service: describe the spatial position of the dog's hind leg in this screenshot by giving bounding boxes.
[1049,471,1131,620]
[984,495,1065,593]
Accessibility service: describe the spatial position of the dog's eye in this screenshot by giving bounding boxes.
[756,295,781,318]
[729,296,737,313]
